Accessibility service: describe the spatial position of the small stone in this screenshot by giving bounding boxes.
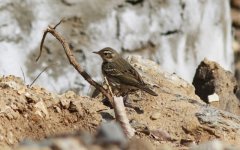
[65,91,76,99]
[54,106,61,113]
[150,112,161,120]
[17,87,26,95]
[150,128,172,141]
[60,98,71,109]
[208,93,219,103]
[25,93,39,103]
[2,81,21,91]
[130,120,150,134]
[68,101,83,115]
[7,131,14,145]
[1,106,19,120]
[34,110,43,118]
[180,138,195,146]
[34,100,49,119]
[0,135,4,141]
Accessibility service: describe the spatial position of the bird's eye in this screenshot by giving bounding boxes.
[103,51,111,56]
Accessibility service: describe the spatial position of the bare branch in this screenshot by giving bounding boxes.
[36,29,48,61]
[53,18,65,29]
[36,20,112,102]
[113,96,135,138]
[36,20,135,138]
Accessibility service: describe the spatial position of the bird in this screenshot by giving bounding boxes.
[93,47,158,96]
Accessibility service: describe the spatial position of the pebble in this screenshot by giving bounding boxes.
[7,131,14,145]
[60,98,71,109]
[150,112,161,120]
[208,93,219,103]
[53,106,61,113]
[34,100,49,119]
[64,91,76,99]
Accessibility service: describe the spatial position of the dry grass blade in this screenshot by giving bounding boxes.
[20,67,26,83]
[29,66,49,87]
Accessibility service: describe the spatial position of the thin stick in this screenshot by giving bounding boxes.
[53,19,64,29]
[104,77,113,96]
[36,30,48,61]
[29,66,49,87]
[36,19,64,62]
[104,77,135,137]
[20,67,26,83]
[113,96,135,138]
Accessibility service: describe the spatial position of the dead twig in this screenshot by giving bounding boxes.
[36,20,112,103]
[113,96,135,138]
[53,18,64,29]
[36,20,135,138]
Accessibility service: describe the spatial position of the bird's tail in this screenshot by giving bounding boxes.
[140,85,158,96]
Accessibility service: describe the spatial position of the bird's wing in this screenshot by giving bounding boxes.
[102,58,145,86]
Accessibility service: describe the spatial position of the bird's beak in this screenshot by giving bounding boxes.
[93,51,99,54]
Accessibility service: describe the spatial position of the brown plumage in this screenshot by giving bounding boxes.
[93,47,158,96]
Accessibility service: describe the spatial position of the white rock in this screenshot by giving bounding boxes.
[34,100,49,119]
[60,98,71,109]
[208,93,219,103]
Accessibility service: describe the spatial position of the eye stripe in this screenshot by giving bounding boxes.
[103,51,112,54]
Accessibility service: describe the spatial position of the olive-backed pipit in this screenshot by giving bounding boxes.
[93,47,158,96]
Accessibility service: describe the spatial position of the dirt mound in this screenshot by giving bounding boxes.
[0,75,106,149]
[0,57,240,150]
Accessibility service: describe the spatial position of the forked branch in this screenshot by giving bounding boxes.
[36,20,112,102]
[36,20,135,138]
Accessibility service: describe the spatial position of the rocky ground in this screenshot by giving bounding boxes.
[0,56,239,150]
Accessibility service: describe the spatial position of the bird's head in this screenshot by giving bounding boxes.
[93,47,120,62]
